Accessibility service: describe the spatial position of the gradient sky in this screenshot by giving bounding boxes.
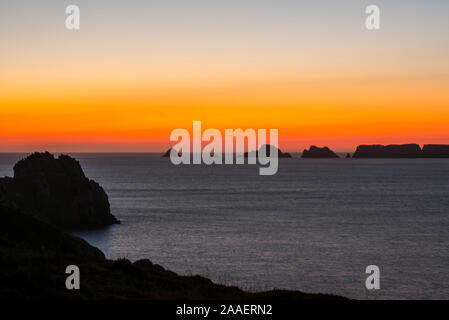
[1,0,449,152]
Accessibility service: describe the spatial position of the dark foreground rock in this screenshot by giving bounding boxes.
[302,146,339,158]
[352,144,422,158]
[0,203,345,300]
[244,145,292,158]
[422,144,449,158]
[0,152,120,228]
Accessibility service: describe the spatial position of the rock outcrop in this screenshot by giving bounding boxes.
[0,152,120,228]
[301,146,339,158]
[422,144,449,158]
[244,145,292,158]
[352,144,422,158]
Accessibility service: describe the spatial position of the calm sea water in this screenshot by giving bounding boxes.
[1,153,448,299]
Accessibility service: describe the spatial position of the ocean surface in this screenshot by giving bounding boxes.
[1,153,448,299]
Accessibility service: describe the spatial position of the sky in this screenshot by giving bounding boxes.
[1,0,448,152]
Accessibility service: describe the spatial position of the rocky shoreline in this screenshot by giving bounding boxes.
[0,152,344,300]
[0,202,345,300]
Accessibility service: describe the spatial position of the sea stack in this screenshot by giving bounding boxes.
[352,144,422,158]
[301,146,339,158]
[0,152,120,228]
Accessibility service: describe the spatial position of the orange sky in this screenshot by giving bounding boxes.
[1,1,449,152]
[2,75,448,152]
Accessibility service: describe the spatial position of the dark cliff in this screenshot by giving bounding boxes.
[352,144,423,158]
[0,152,345,300]
[0,203,344,300]
[301,146,339,158]
[0,152,120,228]
[422,144,449,158]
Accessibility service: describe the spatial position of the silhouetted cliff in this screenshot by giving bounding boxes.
[0,152,120,228]
[422,144,449,158]
[352,144,422,158]
[0,152,345,300]
[0,203,344,300]
[0,203,105,262]
[302,146,339,158]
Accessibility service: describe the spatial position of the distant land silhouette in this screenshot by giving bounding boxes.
[302,146,339,158]
[422,144,449,158]
[0,152,344,300]
[163,144,449,158]
[353,144,449,158]
[162,145,292,160]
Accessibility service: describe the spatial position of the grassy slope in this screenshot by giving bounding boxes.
[0,204,345,300]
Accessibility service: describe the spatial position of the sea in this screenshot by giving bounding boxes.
[1,153,448,299]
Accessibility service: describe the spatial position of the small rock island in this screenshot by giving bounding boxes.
[301,146,339,158]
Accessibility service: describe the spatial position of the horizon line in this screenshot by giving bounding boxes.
[1,142,448,155]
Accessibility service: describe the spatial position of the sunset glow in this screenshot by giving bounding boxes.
[1,0,448,152]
